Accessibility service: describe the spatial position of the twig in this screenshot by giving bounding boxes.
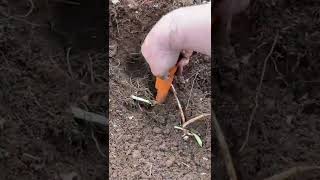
[263,166,320,180]
[51,0,81,5]
[170,85,207,145]
[91,130,107,158]
[239,32,279,152]
[23,153,40,161]
[213,112,238,180]
[149,164,152,176]
[171,84,186,125]
[8,16,43,27]
[272,58,289,86]
[66,47,73,78]
[88,53,95,83]
[0,51,9,66]
[0,7,42,27]
[182,113,211,128]
[70,106,107,126]
[20,0,34,17]
[185,72,199,110]
[180,162,190,168]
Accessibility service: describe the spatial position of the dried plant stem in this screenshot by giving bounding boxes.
[171,84,186,125]
[91,130,107,158]
[182,113,211,128]
[70,106,107,126]
[66,47,73,78]
[239,32,279,152]
[213,112,238,180]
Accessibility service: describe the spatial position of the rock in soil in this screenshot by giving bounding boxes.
[132,150,142,159]
[152,127,162,134]
[165,156,176,167]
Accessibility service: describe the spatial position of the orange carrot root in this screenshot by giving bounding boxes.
[155,66,177,104]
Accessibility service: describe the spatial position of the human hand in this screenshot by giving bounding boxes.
[141,3,211,78]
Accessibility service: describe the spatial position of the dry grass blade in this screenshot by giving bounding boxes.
[239,32,279,152]
[182,113,211,128]
[213,112,238,180]
[263,166,320,180]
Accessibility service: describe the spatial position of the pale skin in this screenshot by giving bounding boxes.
[141,3,211,78]
[141,0,250,78]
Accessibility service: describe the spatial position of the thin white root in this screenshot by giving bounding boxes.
[130,95,154,105]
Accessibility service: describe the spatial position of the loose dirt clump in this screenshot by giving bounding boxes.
[0,1,106,179]
[109,0,211,179]
[214,0,320,179]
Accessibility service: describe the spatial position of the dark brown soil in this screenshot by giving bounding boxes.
[214,0,320,179]
[109,0,211,179]
[0,1,107,179]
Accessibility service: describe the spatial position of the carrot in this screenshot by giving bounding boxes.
[155,66,178,104]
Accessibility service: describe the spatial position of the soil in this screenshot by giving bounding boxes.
[109,0,211,179]
[2,0,319,179]
[214,0,320,179]
[0,0,107,180]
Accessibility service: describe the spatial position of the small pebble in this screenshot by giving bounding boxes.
[153,127,162,134]
[171,147,178,151]
[172,141,178,147]
[158,118,166,124]
[165,156,176,167]
[159,143,166,151]
[132,150,141,159]
[163,129,170,135]
[132,171,140,177]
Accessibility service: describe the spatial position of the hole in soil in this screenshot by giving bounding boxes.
[125,53,156,96]
[125,53,150,78]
